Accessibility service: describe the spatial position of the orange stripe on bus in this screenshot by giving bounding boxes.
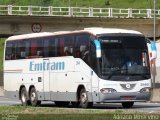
[3,69,23,72]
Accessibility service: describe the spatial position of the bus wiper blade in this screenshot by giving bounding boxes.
[107,73,113,79]
[107,67,125,79]
[139,74,150,79]
[130,74,149,79]
[106,67,130,79]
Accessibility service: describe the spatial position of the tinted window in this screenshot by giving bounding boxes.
[99,35,150,81]
[57,36,65,56]
[29,38,44,58]
[57,35,74,57]
[5,33,93,60]
[44,36,58,57]
[5,41,16,60]
[90,42,98,73]
[25,40,30,58]
[63,35,74,56]
[16,40,26,59]
[75,33,90,64]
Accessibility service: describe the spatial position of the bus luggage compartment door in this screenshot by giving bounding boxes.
[43,59,50,100]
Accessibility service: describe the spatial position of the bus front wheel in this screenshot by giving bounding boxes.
[122,102,134,108]
[30,87,41,107]
[79,88,93,108]
[20,87,30,106]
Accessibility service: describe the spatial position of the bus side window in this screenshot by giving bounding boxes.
[75,33,90,65]
[5,41,11,60]
[17,40,26,59]
[37,39,44,57]
[64,35,74,56]
[5,41,16,60]
[44,36,57,58]
[80,45,89,60]
[49,36,58,57]
[25,40,30,59]
[30,38,44,58]
[64,47,71,56]
[90,42,98,74]
[59,37,65,56]
[30,39,37,57]
[6,40,29,60]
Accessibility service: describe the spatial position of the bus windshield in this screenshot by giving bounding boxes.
[98,35,151,81]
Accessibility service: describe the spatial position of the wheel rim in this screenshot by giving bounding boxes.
[81,92,87,104]
[21,92,26,103]
[31,92,36,102]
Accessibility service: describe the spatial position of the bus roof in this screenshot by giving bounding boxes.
[7,32,53,41]
[83,27,142,35]
[7,28,142,41]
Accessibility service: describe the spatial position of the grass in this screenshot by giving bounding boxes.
[0,105,160,120]
[0,105,115,114]
[0,38,5,71]
[0,0,160,9]
[0,106,115,120]
[0,114,113,120]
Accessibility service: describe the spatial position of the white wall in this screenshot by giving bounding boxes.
[155,42,160,83]
[156,42,160,67]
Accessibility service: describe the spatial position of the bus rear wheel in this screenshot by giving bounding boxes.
[79,88,93,108]
[30,87,41,107]
[20,87,30,106]
[122,102,134,108]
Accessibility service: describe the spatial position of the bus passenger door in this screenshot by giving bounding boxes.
[43,59,50,100]
[91,70,99,102]
[90,42,100,102]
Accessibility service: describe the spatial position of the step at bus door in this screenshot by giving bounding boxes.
[91,70,99,102]
[43,59,50,100]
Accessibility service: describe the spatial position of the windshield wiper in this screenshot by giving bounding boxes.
[129,74,150,79]
[107,68,128,79]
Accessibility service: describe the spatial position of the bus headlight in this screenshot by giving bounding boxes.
[140,87,151,93]
[100,88,117,94]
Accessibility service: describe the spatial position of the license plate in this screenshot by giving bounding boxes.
[120,96,136,100]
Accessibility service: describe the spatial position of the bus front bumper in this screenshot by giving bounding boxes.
[99,92,151,103]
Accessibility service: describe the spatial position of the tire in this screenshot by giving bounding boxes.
[20,87,29,106]
[30,87,41,107]
[122,102,134,108]
[79,88,93,108]
[55,101,69,107]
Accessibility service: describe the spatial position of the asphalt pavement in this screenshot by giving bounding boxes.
[0,96,160,113]
[1,86,160,113]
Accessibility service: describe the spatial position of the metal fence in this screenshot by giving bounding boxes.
[0,5,160,18]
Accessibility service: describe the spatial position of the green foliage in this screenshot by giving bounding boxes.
[0,0,160,9]
[0,38,5,70]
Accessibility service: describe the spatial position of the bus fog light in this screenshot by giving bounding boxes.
[140,87,150,93]
[100,88,117,94]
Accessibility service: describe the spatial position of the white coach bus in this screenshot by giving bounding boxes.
[4,28,151,108]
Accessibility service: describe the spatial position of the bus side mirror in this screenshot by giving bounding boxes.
[147,41,157,60]
[94,40,101,58]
